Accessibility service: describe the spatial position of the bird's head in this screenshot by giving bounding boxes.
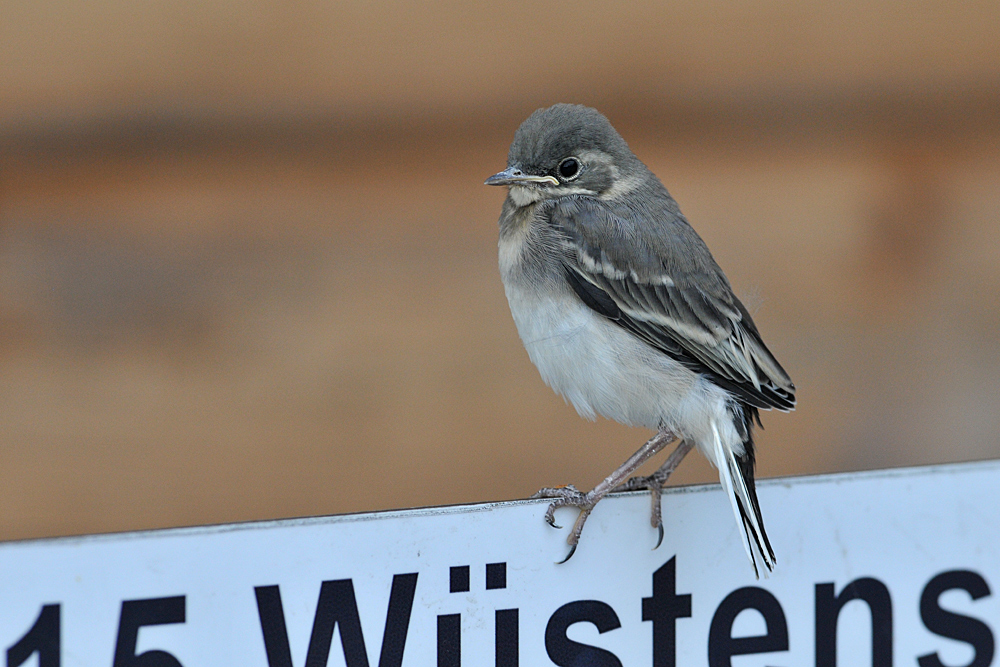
[485,104,645,207]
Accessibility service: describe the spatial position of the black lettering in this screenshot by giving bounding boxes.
[450,567,470,594]
[495,609,518,667]
[379,575,419,667]
[815,578,892,667]
[255,587,293,667]
[254,573,417,667]
[918,570,994,667]
[113,596,185,667]
[438,614,460,667]
[7,604,59,667]
[545,600,623,667]
[305,580,367,667]
[486,563,507,590]
[708,587,788,667]
[642,556,692,667]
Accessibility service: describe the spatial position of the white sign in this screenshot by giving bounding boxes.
[2,461,999,666]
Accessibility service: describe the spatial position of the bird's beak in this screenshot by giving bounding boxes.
[484,168,559,187]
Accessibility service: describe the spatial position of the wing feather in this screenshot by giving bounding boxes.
[549,196,796,411]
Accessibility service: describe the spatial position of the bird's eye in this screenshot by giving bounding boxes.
[558,157,581,181]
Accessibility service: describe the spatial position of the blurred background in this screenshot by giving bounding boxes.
[1,1,999,541]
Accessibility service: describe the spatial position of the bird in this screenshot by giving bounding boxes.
[485,104,795,575]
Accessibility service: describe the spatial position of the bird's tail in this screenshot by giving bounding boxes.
[711,410,775,577]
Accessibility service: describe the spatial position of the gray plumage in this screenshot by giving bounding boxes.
[488,104,795,573]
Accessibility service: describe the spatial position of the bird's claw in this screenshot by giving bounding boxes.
[531,484,585,529]
[620,472,668,550]
[531,484,597,561]
[556,544,577,564]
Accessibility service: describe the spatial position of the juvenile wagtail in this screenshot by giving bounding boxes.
[486,104,795,574]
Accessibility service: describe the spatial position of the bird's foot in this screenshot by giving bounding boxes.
[618,469,671,549]
[530,484,599,562]
[615,439,694,549]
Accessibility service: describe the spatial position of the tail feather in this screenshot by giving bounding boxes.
[712,407,775,577]
[712,422,757,571]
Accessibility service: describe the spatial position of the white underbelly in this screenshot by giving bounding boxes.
[504,279,710,433]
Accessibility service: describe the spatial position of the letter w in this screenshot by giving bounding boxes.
[255,573,418,667]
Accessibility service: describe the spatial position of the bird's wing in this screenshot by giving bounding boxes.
[549,196,796,411]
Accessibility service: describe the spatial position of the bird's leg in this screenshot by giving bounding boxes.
[618,439,695,548]
[531,427,676,561]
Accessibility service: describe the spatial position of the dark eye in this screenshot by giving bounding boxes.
[558,157,581,180]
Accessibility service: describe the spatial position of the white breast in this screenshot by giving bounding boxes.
[502,271,693,429]
[497,211,742,455]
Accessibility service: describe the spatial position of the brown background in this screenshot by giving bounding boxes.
[2,1,999,541]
